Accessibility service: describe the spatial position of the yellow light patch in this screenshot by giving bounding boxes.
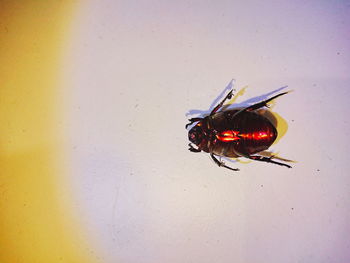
[0,1,93,263]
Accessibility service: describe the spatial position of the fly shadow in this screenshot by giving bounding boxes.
[186,79,288,118]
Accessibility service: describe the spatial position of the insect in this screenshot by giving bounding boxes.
[186,88,291,171]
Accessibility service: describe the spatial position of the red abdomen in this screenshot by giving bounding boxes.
[212,110,277,156]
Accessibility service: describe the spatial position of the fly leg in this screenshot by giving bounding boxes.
[210,153,239,171]
[210,89,234,115]
[186,88,234,128]
[188,143,201,152]
[246,155,292,168]
[185,117,203,129]
[231,91,289,118]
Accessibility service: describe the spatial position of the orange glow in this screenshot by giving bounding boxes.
[216,130,270,142]
[216,130,240,142]
[239,131,269,139]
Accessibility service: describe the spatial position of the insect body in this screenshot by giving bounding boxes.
[186,89,291,171]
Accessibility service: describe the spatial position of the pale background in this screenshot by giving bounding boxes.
[64,0,350,262]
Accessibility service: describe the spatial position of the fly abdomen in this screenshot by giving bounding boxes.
[230,111,277,154]
[239,122,277,154]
